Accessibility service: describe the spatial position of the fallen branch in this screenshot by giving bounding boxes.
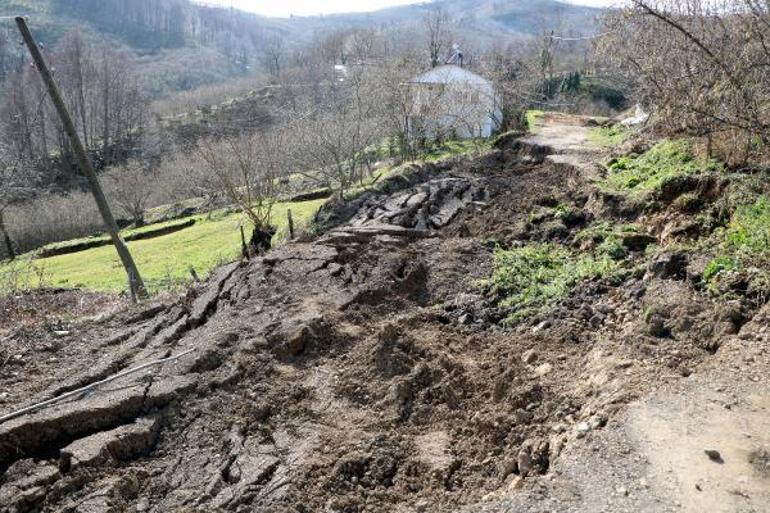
[0,348,195,425]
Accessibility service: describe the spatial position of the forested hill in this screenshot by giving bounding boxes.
[327,0,602,37]
[0,0,288,94]
[0,0,603,95]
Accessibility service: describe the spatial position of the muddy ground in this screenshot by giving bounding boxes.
[0,114,767,513]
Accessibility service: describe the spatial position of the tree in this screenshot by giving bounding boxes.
[196,129,287,253]
[261,35,285,80]
[105,161,154,227]
[288,71,383,200]
[424,7,452,68]
[600,0,770,164]
[0,146,37,260]
[0,29,147,186]
[16,17,147,299]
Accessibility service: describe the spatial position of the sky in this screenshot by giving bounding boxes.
[198,0,615,18]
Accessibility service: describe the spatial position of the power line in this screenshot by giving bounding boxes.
[549,31,615,41]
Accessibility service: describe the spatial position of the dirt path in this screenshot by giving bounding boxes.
[1,114,768,513]
[473,327,770,513]
[520,112,604,179]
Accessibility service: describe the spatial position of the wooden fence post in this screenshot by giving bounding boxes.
[287,209,295,240]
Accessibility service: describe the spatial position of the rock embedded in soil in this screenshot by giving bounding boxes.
[522,350,539,365]
[647,251,688,280]
[535,363,553,376]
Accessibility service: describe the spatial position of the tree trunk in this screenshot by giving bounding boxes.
[0,210,16,261]
[249,225,276,255]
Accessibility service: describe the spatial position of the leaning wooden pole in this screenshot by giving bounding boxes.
[16,17,147,300]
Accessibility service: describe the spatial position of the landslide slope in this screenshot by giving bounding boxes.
[1,114,768,513]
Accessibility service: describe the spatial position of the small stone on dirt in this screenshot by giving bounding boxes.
[517,449,533,477]
[575,422,591,439]
[704,449,723,463]
[522,350,538,364]
[534,363,552,376]
[508,475,524,490]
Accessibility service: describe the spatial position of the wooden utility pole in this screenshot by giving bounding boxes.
[16,17,147,300]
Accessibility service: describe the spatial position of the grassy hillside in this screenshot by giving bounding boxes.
[0,198,325,294]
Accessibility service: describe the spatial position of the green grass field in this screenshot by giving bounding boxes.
[0,198,326,295]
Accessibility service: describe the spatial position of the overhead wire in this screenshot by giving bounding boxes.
[548,31,616,41]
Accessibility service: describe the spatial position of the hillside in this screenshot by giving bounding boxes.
[323,0,602,37]
[0,0,282,94]
[0,0,603,95]
[1,114,768,512]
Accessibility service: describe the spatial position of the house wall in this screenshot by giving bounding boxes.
[408,77,501,140]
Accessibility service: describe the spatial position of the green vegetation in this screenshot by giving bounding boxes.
[39,218,196,254]
[345,139,492,201]
[482,243,619,322]
[723,196,770,256]
[703,255,739,284]
[589,125,629,147]
[575,222,649,260]
[526,110,545,131]
[423,139,493,162]
[702,196,770,291]
[601,139,721,196]
[343,165,401,201]
[0,198,325,295]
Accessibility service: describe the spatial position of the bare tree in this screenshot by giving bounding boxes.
[196,129,287,252]
[0,146,37,260]
[261,35,285,80]
[600,0,770,164]
[424,7,452,68]
[288,71,383,200]
[1,29,147,185]
[105,161,154,226]
[16,17,147,299]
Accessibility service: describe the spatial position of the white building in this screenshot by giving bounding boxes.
[407,64,502,140]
